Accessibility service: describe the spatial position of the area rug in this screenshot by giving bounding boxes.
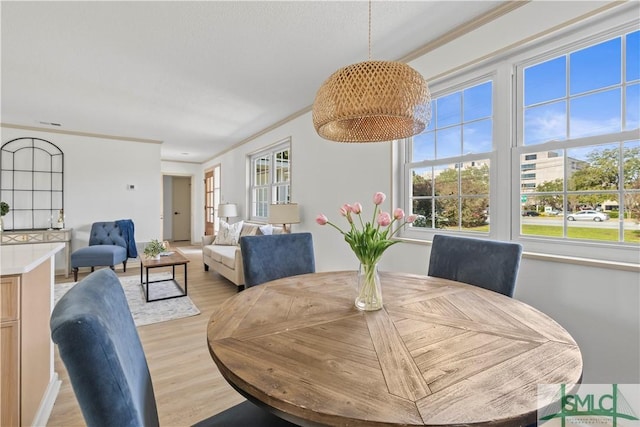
[54,272,200,326]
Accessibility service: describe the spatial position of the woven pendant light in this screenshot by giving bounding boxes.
[312,2,431,142]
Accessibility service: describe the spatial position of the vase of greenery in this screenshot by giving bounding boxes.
[0,202,9,232]
[143,239,166,260]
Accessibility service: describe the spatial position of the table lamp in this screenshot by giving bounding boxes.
[218,203,238,223]
[268,203,300,233]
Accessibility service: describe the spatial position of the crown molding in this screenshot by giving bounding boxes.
[1,123,163,144]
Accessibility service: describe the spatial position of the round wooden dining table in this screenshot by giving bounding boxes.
[207,271,583,426]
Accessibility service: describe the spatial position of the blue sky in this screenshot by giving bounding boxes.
[524,30,639,145]
[413,81,492,161]
[412,30,639,161]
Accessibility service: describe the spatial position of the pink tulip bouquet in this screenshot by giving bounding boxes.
[316,192,417,267]
[317,192,416,310]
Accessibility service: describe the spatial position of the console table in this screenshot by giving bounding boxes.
[1,229,72,278]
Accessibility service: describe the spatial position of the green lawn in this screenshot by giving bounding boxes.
[457,223,640,244]
[521,224,640,243]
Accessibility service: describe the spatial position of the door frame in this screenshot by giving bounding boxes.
[161,173,194,243]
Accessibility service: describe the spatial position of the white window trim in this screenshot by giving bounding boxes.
[396,6,639,265]
[400,65,506,241]
[511,18,639,264]
[206,164,221,233]
[248,138,291,222]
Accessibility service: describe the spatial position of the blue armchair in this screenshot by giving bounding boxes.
[427,234,523,297]
[240,232,315,288]
[70,221,135,281]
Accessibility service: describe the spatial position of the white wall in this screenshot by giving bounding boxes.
[1,126,162,256]
[201,1,640,383]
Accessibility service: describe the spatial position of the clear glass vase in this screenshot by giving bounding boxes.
[355,263,383,311]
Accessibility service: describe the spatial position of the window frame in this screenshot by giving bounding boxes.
[400,68,504,241]
[204,164,220,235]
[511,20,639,263]
[396,9,639,264]
[248,138,292,222]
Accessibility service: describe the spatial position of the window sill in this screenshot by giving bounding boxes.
[521,251,639,273]
[395,236,640,273]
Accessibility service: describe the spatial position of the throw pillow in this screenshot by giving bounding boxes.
[214,220,244,246]
[259,224,273,235]
[240,224,260,238]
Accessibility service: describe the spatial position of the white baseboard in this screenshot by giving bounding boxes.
[32,373,61,427]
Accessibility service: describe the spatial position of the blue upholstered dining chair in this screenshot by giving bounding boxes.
[70,221,136,281]
[427,234,523,297]
[51,269,159,427]
[240,232,316,288]
[50,268,297,427]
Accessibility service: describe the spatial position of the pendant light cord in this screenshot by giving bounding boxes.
[368,0,372,60]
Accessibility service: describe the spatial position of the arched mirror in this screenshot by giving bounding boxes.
[1,137,64,230]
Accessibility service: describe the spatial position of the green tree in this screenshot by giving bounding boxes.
[568,146,640,212]
[570,149,617,191]
[460,164,489,228]
[536,179,563,210]
[570,146,640,190]
[411,172,434,228]
[623,146,640,187]
[434,164,489,228]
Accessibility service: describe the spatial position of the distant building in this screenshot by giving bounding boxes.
[520,151,588,192]
[599,199,620,211]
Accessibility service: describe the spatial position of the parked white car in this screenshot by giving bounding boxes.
[566,210,609,222]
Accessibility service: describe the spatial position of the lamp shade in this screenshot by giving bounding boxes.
[312,60,431,142]
[268,203,300,225]
[218,203,238,219]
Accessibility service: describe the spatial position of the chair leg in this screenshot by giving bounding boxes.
[109,265,115,271]
[204,264,209,271]
[91,267,95,272]
[73,268,78,282]
[123,260,127,272]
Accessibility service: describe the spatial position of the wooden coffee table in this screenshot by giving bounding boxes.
[139,250,189,302]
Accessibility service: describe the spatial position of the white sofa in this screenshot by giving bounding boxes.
[202,222,282,289]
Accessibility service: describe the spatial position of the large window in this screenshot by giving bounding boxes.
[516,29,639,246]
[405,78,493,233]
[249,139,291,221]
[398,11,639,263]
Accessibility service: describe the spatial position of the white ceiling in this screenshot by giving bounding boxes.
[1,1,505,163]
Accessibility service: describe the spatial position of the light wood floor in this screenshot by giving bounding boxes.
[47,244,246,427]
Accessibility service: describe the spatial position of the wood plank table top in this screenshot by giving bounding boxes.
[207,271,583,426]
[139,250,189,268]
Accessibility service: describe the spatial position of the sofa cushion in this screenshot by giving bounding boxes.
[214,220,244,245]
[203,244,223,262]
[213,245,239,269]
[71,245,127,268]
